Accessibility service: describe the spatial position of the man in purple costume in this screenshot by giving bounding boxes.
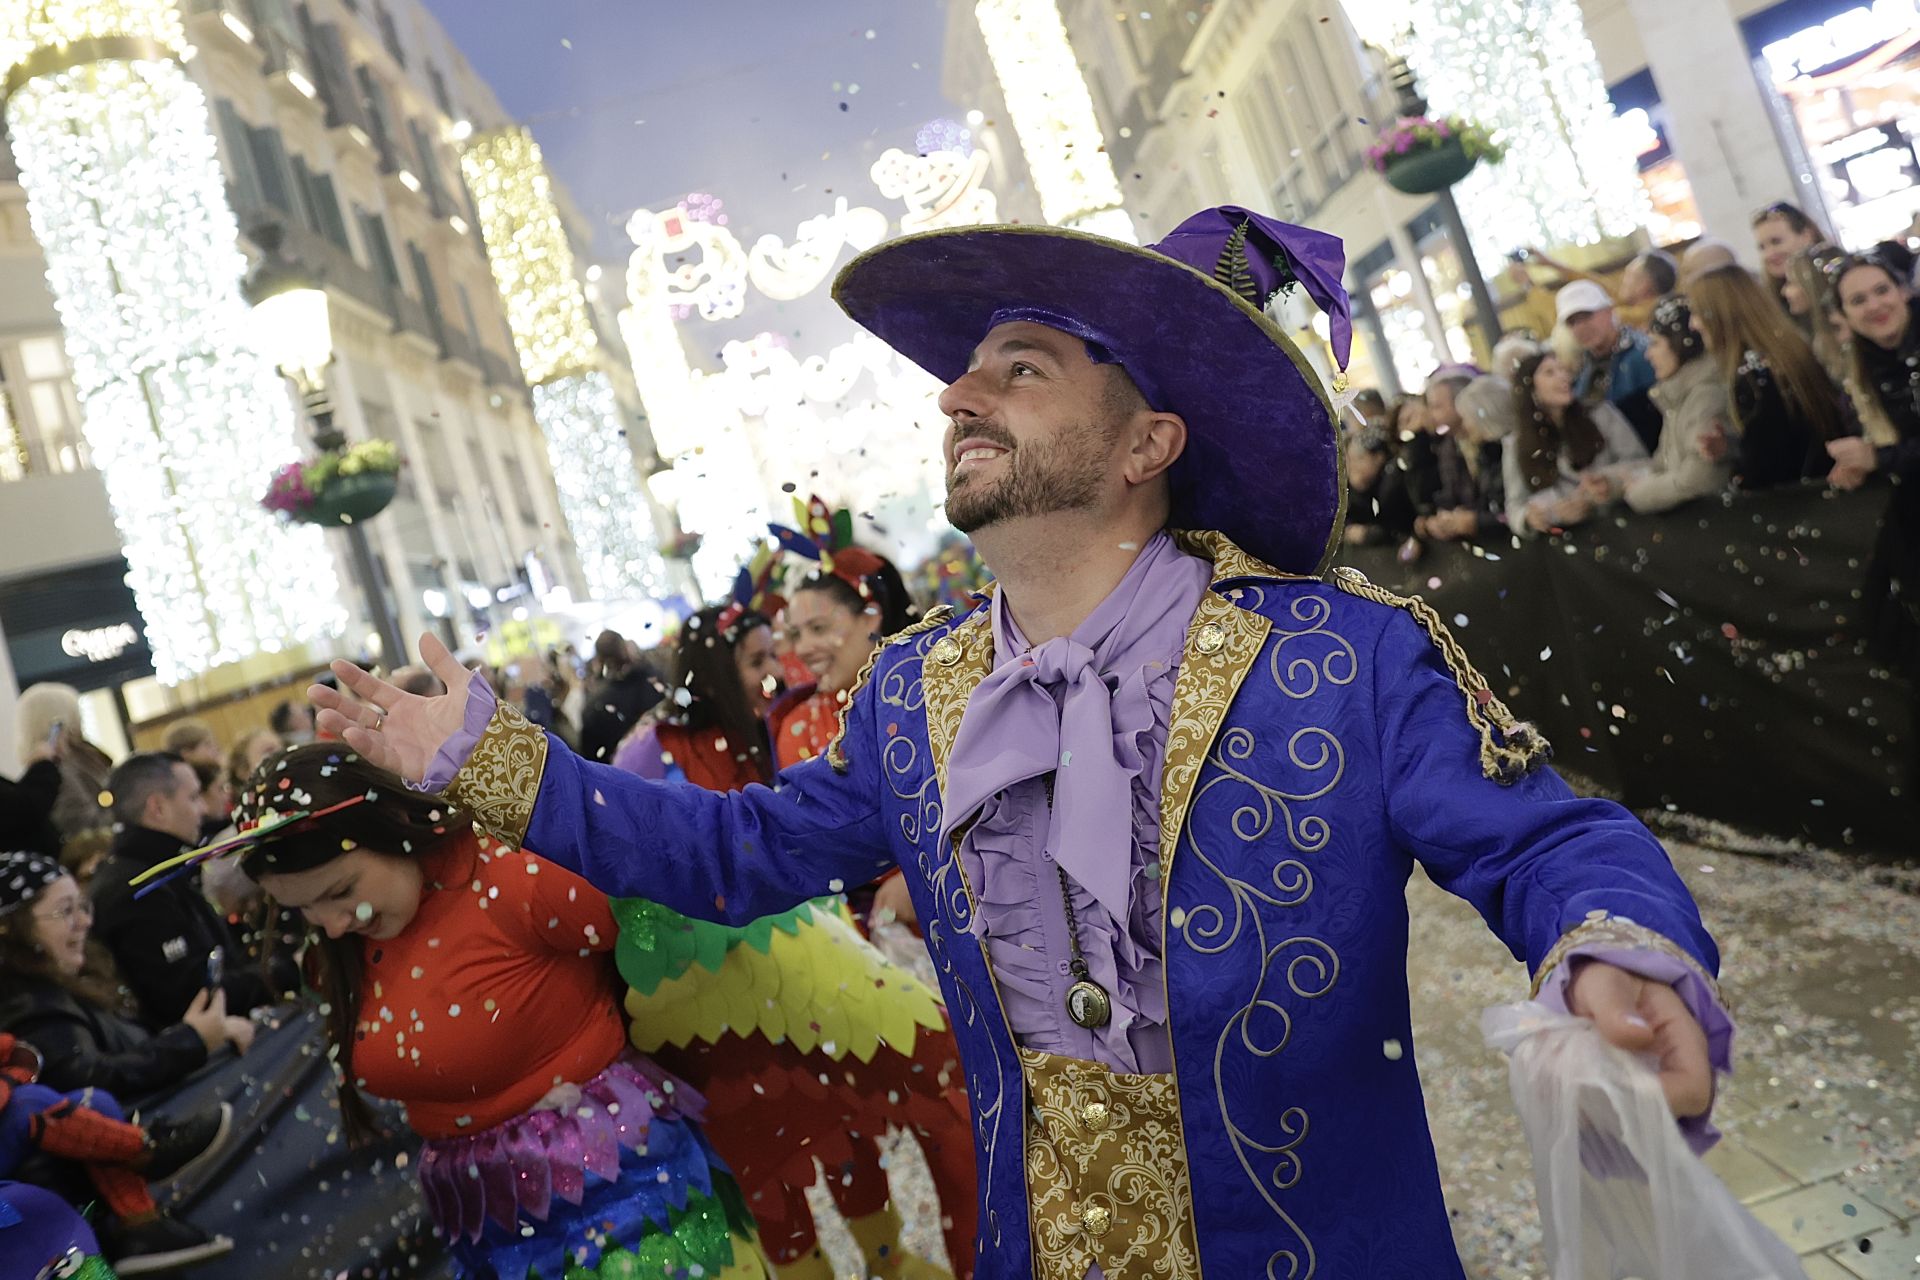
[314,207,1731,1279]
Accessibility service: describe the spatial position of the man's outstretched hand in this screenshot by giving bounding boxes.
[309,633,474,783]
[1567,959,1713,1120]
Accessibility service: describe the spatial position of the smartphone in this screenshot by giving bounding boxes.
[206,946,225,990]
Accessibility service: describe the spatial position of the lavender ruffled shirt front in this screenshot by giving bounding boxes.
[939,532,1213,1074]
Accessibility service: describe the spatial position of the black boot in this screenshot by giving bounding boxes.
[102,1212,235,1275]
[141,1102,232,1183]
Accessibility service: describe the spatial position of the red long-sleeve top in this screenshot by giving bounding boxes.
[352,831,626,1138]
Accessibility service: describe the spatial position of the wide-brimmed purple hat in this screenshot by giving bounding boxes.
[832,205,1353,574]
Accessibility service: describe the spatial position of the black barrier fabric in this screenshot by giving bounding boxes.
[1340,481,1914,859]
[154,1006,448,1278]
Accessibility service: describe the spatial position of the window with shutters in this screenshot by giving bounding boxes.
[426,61,455,117]
[213,99,265,214]
[408,242,445,336]
[355,66,400,171]
[356,206,403,287]
[375,3,407,65]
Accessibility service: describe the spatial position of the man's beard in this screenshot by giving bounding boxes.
[944,421,1112,534]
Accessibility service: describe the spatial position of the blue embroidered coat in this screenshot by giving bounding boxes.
[457,532,1719,1279]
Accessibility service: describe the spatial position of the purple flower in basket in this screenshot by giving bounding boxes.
[260,460,315,518]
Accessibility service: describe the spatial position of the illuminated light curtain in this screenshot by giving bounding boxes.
[973,0,1135,241]
[1346,0,1650,269]
[458,126,666,602]
[1,2,345,684]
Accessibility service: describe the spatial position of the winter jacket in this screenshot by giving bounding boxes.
[1503,401,1649,534]
[1623,356,1736,514]
[89,825,270,1030]
[0,973,208,1102]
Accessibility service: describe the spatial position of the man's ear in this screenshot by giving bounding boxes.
[1123,411,1186,486]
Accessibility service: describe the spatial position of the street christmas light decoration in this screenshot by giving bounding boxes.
[973,0,1134,241]
[1,5,345,684]
[459,125,667,602]
[1342,0,1648,269]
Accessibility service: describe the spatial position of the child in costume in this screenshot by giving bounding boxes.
[182,746,766,1280]
[0,852,232,1276]
[611,602,975,1280]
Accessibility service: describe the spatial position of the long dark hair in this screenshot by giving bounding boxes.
[793,553,918,638]
[1689,263,1847,443]
[1511,352,1606,492]
[669,606,775,783]
[234,744,467,1146]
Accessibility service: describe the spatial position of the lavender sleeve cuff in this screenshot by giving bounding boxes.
[409,676,499,792]
[1535,944,1735,1156]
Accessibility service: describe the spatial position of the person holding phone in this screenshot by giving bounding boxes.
[88,756,276,1030]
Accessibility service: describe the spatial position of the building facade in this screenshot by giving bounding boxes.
[943,0,1918,396]
[0,0,672,768]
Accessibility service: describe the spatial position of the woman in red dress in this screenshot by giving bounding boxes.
[225,745,765,1280]
[611,603,976,1280]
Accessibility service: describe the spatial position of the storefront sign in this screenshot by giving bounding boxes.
[0,557,154,691]
[1760,0,1920,81]
[60,623,141,663]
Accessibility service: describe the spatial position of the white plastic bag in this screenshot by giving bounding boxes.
[1481,1002,1808,1280]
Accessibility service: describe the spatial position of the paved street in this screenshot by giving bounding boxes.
[827,833,1920,1278]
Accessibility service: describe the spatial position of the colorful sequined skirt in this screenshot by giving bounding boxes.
[413,1054,757,1279]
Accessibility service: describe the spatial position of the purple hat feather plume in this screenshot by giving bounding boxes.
[1149,205,1352,371]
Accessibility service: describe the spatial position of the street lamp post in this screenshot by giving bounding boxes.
[248,261,408,666]
[1383,55,1504,350]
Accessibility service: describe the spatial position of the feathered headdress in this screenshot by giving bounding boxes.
[768,495,884,588]
[715,541,785,632]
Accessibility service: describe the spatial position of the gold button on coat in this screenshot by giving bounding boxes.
[1194,622,1226,655]
[1081,1204,1112,1237]
[1078,1100,1109,1130]
[931,637,962,666]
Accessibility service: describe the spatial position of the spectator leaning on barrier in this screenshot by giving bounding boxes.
[89,754,272,1030]
[1599,295,1737,515]
[0,851,249,1100]
[1828,250,1920,488]
[1687,263,1852,491]
[1751,200,1828,332]
[1419,367,1507,542]
[1505,348,1648,535]
[1559,278,1665,453]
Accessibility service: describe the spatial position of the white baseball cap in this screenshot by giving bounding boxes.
[1555,279,1614,324]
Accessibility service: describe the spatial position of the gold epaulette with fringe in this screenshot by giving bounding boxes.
[825,604,958,773]
[1329,566,1551,785]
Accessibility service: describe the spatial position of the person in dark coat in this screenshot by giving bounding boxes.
[0,850,243,1101]
[87,754,273,1030]
[0,736,64,862]
[576,630,665,764]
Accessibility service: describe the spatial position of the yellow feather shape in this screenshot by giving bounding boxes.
[624,903,945,1061]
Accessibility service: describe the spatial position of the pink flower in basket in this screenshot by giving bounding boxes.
[261,460,315,518]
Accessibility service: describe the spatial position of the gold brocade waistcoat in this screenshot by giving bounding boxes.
[1019,1047,1202,1280]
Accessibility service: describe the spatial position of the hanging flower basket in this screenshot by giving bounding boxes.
[1368,115,1505,196]
[261,439,401,527]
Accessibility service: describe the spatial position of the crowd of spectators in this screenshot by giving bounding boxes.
[1341,205,1918,612]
